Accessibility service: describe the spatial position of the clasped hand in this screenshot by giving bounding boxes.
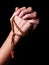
[10,7,39,36]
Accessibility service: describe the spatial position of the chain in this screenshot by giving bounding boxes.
[10,16,27,59]
[11,17,16,59]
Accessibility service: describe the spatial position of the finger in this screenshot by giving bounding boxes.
[15,7,26,16]
[15,7,19,11]
[19,7,32,18]
[10,7,26,22]
[28,19,39,25]
[33,19,39,29]
[21,19,39,33]
[22,19,39,31]
[22,12,37,20]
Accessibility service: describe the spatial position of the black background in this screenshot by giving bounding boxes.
[0,0,48,64]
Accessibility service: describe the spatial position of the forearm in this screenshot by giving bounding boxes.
[0,30,20,64]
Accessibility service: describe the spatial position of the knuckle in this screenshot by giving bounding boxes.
[17,8,21,12]
[32,11,37,17]
[37,19,39,24]
[26,14,28,17]
[34,12,37,16]
[35,11,37,15]
[35,19,39,25]
[21,11,25,14]
[15,7,19,11]
[30,7,32,11]
[28,7,32,11]
[15,7,17,10]
[22,7,26,9]
[18,9,20,12]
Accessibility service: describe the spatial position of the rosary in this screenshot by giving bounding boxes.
[10,16,27,59]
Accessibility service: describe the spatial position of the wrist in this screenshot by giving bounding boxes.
[11,30,20,45]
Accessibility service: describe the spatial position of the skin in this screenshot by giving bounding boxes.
[0,7,39,65]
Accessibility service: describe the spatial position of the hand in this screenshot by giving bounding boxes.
[10,7,39,36]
